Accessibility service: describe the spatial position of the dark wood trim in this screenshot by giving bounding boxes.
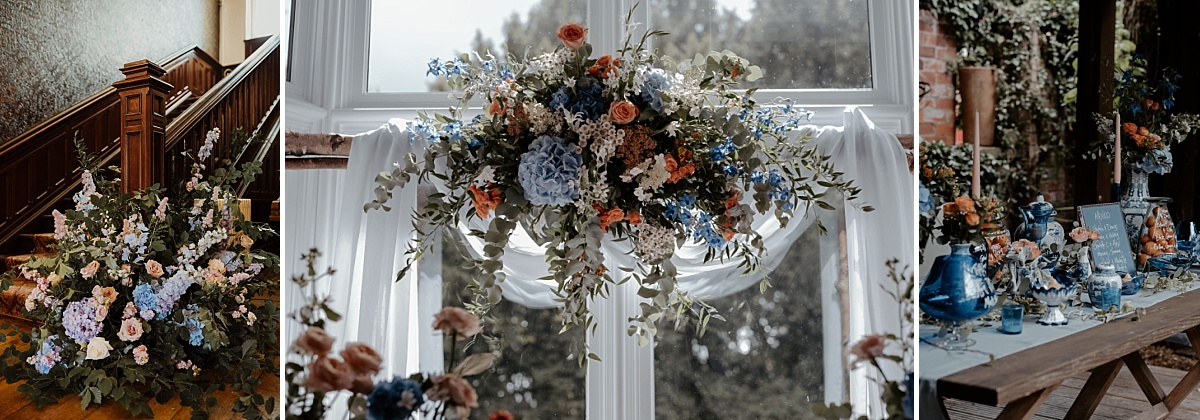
[1073,0,1116,205]
[285,157,348,170]
[112,60,172,192]
[1064,359,1123,419]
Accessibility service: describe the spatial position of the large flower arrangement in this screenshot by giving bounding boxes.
[1089,59,1200,174]
[368,14,860,355]
[0,129,280,418]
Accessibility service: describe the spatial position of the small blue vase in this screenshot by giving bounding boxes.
[920,243,997,349]
[1088,264,1122,311]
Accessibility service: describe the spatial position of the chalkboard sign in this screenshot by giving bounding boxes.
[1078,203,1136,274]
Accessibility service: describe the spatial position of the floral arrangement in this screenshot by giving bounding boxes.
[1053,226,1098,278]
[933,195,1003,246]
[0,129,279,418]
[367,11,860,356]
[1089,59,1200,175]
[813,260,913,420]
[286,250,503,420]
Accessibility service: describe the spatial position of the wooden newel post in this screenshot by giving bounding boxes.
[113,60,173,193]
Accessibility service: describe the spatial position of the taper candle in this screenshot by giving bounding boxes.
[1115,112,1122,185]
[972,111,981,198]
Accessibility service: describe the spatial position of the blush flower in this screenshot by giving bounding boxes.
[427,374,479,408]
[85,337,113,360]
[305,356,354,392]
[294,326,336,356]
[1069,227,1097,243]
[341,342,383,375]
[609,100,639,124]
[80,260,101,279]
[432,307,482,340]
[145,260,164,278]
[848,334,886,367]
[132,345,149,365]
[117,318,144,342]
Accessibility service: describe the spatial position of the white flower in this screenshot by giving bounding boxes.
[474,166,496,186]
[85,337,113,360]
[665,121,681,137]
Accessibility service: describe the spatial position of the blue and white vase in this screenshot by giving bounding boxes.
[1088,264,1123,311]
[919,243,997,349]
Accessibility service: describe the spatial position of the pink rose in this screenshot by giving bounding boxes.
[428,374,479,408]
[117,318,144,342]
[305,356,354,393]
[146,260,164,278]
[80,260,101,279]
[341,342,383,375]
[609,101,640,124]
[433,307,482,340]
[556,23,588,49]
[848,334,886,366]
[1069,227,1096,244]
[294,326,336,356]
[132,345,149,365]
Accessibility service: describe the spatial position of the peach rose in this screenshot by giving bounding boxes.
[350,373,376,395]
[294,326,336,356]
[428,374,479,408]
[556,23,588,49]
[117,318,144,342]
[145,260,164,278]
[848,334,886,366]
[942,202,959,216]
[964,212,981,226]
[80,260,101,279]
[954,196,976,213]
[305,356,354,393]
[433,307,482,340]
[609,101,639,124]
[341,342,383,375]
[1069,227,1095,243]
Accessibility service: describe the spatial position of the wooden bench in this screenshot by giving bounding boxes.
[937,288,1200,419]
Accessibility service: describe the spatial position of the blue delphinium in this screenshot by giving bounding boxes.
[639,69,670,113]
[518,136,583,206]
[425,58,442,77]
[368,378,426,420]
[29,336,62,374]
[710,138,737,162]
[549,83,607,121]
[406,118,441,144]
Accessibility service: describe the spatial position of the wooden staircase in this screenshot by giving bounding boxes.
[0,36,280,325]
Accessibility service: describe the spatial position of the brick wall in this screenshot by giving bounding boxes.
[0,1,219,142]
[919,10,958,145]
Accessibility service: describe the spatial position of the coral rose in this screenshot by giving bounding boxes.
[848,334,886,366]
[145,260,164,278]
[964,212,981,226]
[306,356,354,393]
[469,184,502,218]
[609,100,639,124]
[433,307,482,340]
[428,374,479,408]
[294,326,336,356]
[626,211,643,225]
[341,342,383,375]
[490,410,515,420]
[556,23,587,49]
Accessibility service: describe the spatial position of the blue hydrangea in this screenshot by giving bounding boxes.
[1138,148,1173,175]
[518,136,583,206]
[30,336,62,374]
[639,69,670,113]
[549,83,607,121]
[919,182,934,215]
[368,378,426,420]
[63,300,101,343]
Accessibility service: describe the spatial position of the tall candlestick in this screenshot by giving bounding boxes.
[1114,112,1122,185]
[972,111,981,198]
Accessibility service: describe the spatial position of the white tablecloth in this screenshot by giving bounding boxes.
[918,283,1200,419]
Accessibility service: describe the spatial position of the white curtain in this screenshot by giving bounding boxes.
[286,107,912,418]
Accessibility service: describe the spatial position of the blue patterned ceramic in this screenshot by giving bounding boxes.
[1030,283,1076,326]
[1088,265,1122,311]
[920,243,997,349]
[1017,194,1065,249]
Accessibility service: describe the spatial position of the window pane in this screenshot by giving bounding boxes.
[368,0,586,92]
[649,0,872,89]
[655,226,828,419]
[442,234,586,417]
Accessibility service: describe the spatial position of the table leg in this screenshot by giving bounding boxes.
[1065,359,1124,420]
[1164,326,1200,409]
[1123,351,1167,405]
[996,383,1060,420]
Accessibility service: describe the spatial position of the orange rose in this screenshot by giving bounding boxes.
[625,211,643,225]
[609,101,639,124]
[596,55,613,67]
[341,342,383,375]
[294,326,336,356]
[433,307,482,340]
[490,410,515,420]
[1122,122,1138,134]
[487,100,505,116]
[306,356,354,392]
[598,207,625,232]
[556,23,587,49]
[954,196,976,213]
[428,374,479,408]
[964,212,981,226]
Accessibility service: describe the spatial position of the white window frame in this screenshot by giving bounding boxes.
[283,0,912,417]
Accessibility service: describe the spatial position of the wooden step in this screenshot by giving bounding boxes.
[0,275,36,322]
[17,233,56,254]
[3,252,54,272]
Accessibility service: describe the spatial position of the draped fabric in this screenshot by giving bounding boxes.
[285,107,912,417]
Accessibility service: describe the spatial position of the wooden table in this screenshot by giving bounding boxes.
[937,288,1200,419]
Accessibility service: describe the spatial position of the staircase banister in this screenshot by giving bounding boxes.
[166,34,280,149]
[158,44,223,75]
[0,87,117,156]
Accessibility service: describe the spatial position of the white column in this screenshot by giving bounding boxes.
[416,232,445,374]
[820,205,847,404]
[587,242,655,419]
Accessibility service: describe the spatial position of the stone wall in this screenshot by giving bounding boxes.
[0,0,219,142]
[919,10,957,145]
